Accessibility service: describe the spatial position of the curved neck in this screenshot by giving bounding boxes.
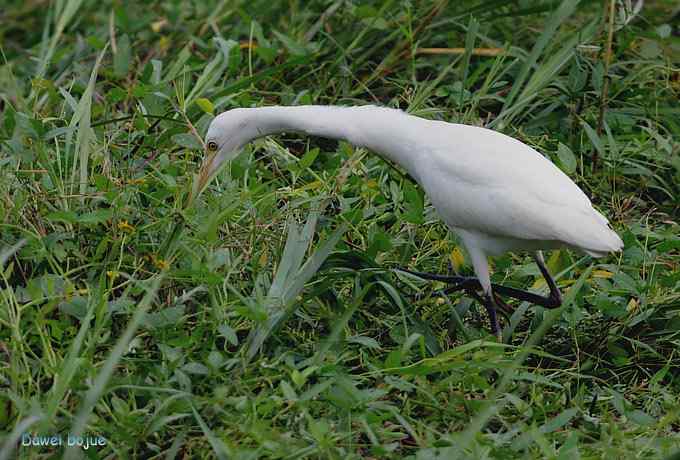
[249,106,358,143]
[241,106,423,177]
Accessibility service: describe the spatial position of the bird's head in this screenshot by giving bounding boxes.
[196,108,253,190]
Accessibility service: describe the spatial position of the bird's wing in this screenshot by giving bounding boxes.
[421,124,622,255]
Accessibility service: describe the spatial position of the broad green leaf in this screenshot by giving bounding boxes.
[46,210,78,223]
[627,409,656,426]
[182,362,210,375]
[172,133,203,150]
[143,305,185,328]
[77,209,114,224]
[557,142,577,173]
[582,121,605,158]
[273,30,308,56]
[218,324,238,346]
[402,182,424,224]
[195,98,214,114]
[298,147,319,170]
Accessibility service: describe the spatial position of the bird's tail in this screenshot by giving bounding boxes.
[576,208,623,258]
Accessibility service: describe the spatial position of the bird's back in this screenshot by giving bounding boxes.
[402,118,623,256]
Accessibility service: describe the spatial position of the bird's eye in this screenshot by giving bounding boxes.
[207,141,219,152]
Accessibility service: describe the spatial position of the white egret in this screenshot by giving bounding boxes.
[198,105,623,337]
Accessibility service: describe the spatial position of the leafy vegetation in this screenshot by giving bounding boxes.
[1,0,679,458]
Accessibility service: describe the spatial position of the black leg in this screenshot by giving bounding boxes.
[492,292,514,319]
[458,289,500,340]
[466,289,503,340]
[394,254,563,339]
[485,294,503,341]
[532,251,562,308]
[394,266,562,309]
[453,286,512,319]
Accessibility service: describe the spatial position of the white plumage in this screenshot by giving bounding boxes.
[199,105,623,334]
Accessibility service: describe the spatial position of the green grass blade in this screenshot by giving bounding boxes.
[245,220,347,363]
[455,265,594,455]
[496,0,580,123]
[460,17,480,110]
[64,274,164,459]
[35,0,84,80]
[185,38,238,109]
[312,283,374,366]
[66,45,107,200]
[190,404,231,460]
[0,239,26,268]
[492,19,597,127]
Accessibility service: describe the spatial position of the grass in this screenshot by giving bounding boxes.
[1,0,679,458]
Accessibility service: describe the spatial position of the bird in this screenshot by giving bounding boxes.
[197,105,623,338]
